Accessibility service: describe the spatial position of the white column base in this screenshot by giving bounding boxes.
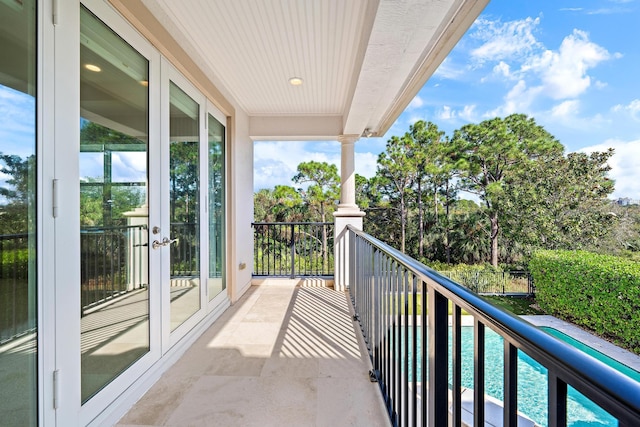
[334,208,365,292]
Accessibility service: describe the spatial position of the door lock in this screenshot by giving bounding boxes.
[152,237,178,249]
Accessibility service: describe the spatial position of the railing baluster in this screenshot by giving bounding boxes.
[452,304,462,427]
[504,341,518,426]
[548,372,567,427]
[395,262,401,426]
[251,222,334,277]
[403,269,409,427]
[411,274,417,426]
[474,319,485,427]
[428,287,449,426]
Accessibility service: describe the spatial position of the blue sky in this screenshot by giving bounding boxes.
[254,0,640,200]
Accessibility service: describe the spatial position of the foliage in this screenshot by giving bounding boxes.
[0,153,36,234]
[254,115,637,269]
[530,250,640,354]
[502,150,616,252]
[429,262,532,294]
[292,161,340,223]
[450,114,564,267]
[79,121,148,227]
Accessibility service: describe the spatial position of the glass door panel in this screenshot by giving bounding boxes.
[208,114,225,300]
[79,6,150,403]
[0,0,37,424]
[169,82,200,331]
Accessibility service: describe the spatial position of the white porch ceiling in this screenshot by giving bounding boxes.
[139,0,488,140]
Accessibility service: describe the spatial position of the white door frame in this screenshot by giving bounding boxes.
[53,1,162,424]
[160,59,208,352]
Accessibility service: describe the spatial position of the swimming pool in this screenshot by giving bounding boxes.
[405,326,629,427]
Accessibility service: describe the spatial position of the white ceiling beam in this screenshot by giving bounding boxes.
[249,115,344,141]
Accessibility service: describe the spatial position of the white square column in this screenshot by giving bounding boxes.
[334,135,365,291]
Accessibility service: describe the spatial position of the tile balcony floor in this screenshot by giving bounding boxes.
[117,281,390,427]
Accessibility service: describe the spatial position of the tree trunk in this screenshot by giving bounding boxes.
[418,180,424,258]
[400,194,406,253]
[490,212,499,267]
[445,178,451,264]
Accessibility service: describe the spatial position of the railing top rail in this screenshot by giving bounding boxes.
[252,222,333,226]
[0,232,30,239]
[348,225,640,422]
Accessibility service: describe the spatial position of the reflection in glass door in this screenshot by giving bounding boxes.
[0,0,37,424]
[169,82,201,330]
[208,114,226,300]
[79,6,150,403]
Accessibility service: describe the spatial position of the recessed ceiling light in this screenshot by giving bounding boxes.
[289,77,303,86]
[85,64,101,72]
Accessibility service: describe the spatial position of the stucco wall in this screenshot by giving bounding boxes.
[229,109,254,303]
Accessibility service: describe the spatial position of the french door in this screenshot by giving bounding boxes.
[160,63,207,348]
[54,1,226,424]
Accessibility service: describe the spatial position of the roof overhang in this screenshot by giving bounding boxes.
[111,0,489,140]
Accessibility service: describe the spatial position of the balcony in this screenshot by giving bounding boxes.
[116,280,389,426]
[113,223,640,427]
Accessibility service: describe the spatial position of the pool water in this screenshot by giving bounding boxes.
[404,327,621,427]
[541,327,640,383]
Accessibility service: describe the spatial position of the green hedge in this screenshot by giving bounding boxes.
[530,250,640,354]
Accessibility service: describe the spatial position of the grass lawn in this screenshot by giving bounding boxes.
[482,296,544,315]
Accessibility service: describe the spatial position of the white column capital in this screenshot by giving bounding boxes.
[338,134,360,145]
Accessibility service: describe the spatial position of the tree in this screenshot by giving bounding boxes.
[376,136,417,253]
[292,161,340,269]
[502,149,616,254]
[292,161,340,223]
[0,153,36,234]
[451,114,563,267]
[407,121,447,258]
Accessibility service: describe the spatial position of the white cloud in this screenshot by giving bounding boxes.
[550,100,581,118]
[408,96,424,109]
[254,141,346,190]
[436,105,478,122]
[525,29,613,100]
[579,139,640,199]
[354,151,378,179]
[437,106,455,120]
[433,57,464,80]
[459,105,478,121]
[612,99,640,120]
[486,80,543,117]
[483,27,617,117]
[253,141,380,191]
[492,61,511,78]
[470,17,541,64]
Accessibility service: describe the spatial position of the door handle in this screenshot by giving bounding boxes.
[161,237,178,246]
[152,237,178,249]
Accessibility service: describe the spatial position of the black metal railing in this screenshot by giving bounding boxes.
[81,224,147,313]
[348,226,640,427]
[0,233,34,343]
[252,222,334,277]
[439,270,534,295]
[170,222,199,277]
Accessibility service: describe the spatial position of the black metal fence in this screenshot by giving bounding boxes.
[439,270,534,295]
[0,233,33,343]
[170,222,199,277]
[252,222,334,277]
[81,224,147,313]
[348,226,640,427]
